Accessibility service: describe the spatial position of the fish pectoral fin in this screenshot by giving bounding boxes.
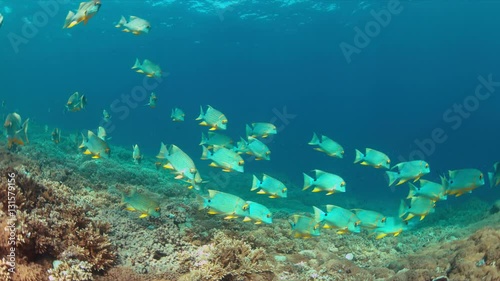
[209,126,217,131]
[207,210,219,215]
[254,221,262,225]
[163,163,174,170]
[123,28,130,32]
[313,147,325,153]
[360,161,370,166]
[83,149,92,155]
[268,195,278,199]
[136,69,145,73]
[326,191,335,195]
[139,213,149,218]
[199,121,208,126]
[224,215,237,220]
[208,162,219,168]
[256,190,266,194]
[222,168,232,172]
[394,231,402,237]
[92,154,101,159]
[311,187,323,193]
[419,215,426,221]
[126,207,136,211]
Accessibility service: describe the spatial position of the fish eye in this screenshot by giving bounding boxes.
[479,174,483,180]
[387,159,391,164]
[238,160,244,166]
[266,151,271,155]
[155,207,160,212]
[341,181,346,186]
[341,151,345,154]
[425,164,429,168]
[282,188,287,193]
[266,214,271,218]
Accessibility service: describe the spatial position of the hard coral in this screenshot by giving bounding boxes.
[178,231,274,281]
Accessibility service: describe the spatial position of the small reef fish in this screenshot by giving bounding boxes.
[197,190,247,219]
[289,215,321,239]
[122,190,161,218]
[200,132,233,149]
[242,201,272,224]
[132,58,162,78]
[51,128,61,144]
[442,169,485,197]
[201,145,244,173]
[251,174,287,199]
[308,133,344,158]
[386,160,430,186]
[354,148,390,169]
[97,126,107,141]
[79,130,110,159]
[115,15,151,35]
[132,144,142,164]
[0,13,4,28]
[102,110,111,122]
[246,136,271,160]
[399,196,435,221]
[196,105,228,131]
[246,123,277,138]
[146,92,157,108]
[352,209,386,229]
[66,92,86,112]
[159,143,202,188]
[303,169,346,195]
[171,107,185,122]
[371,217,406,239]
[407,179,447,201]
[313,205,360,234]
[489,162,500,187]
[63,0,101,29]
[3,112,29,149]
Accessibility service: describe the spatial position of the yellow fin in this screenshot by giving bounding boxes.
[199,121,208,126]
[163,163,174,170]
[224,215,237,220]
[336,230,348,235]
[83,149,92,155]
[396,178,409,185]
[268,195,278,199]
[256,190,266,194]
[311,187,322,193]
[126,207,136,211]
[326,191,335,195]
[222,169,232,172]
[207,210,219,215]
[209,162,219,167]
[404,214,415,221]
[136,69,145,73]
[394,231,402,237]
[313,147,325,153]
[243,217,252,222]
[254,221,262,225]
[92,154,100,159]
[209,127,217,131]
[376,233,387,240]
[139,213,148,218]
[419,215,426,221]
[174,174,184,180]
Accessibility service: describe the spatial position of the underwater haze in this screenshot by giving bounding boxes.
[2,1,500,280]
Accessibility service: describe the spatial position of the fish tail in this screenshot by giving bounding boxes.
[250,174,260,191]
[245,124,252,138]
[312,206,325,223]
[407,183,417,199]
[200,132,207,145]
[308,132,320,145]
[131,58,141,69]
[78,132,86,148]
[353,149,364,164]
[398,199,407,218]
[63,11,75,28]
[439,175,449,190]
[115,15,127,28]
[200,145,209,160]
[385,171,399,186]
[302,173,314,190]
[488,172,494,187]
[195,105,204,120]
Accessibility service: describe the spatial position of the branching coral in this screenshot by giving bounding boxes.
[178,231,274,281]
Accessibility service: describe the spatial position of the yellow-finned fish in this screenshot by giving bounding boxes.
[196,105,228,131]
[303,169,346,195]
[371,217,406,239]
[171,107,185,122]
[289,215,321,239]
[160,143,202,188]
[245,122,277,138]
[242,201,272,224]
[146,92,157,108]
[251,174,287,198]
[132,144,142,164]
[386,160,430,186]
[51,128,61,144]
[201,145,244,173]
[79,130,110,159]
[246,136,271,160]
[232,137,249,154]
[3,112,29,149]
[66,92,87,112]
[308,132,344,158]
[354,148,390,169]
[442,169,485,197]
[407,179,447,201]
[122,190,161,218]
[131,58,162,78]
[115,15,151,35]
[489,162,500,187]
[313,205,360,234]
[63,0,101,29]
[352,209,386,229]
[399,196,435,221]
[200,132,233,149]
[197,190,247,220]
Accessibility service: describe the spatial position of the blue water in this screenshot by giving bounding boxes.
[2,1,500,207]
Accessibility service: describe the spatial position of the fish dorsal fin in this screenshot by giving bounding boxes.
[314,169,327,177]
[208,189,218,198]
[129,15,139,20]
[78,2,86,9]
[325,204,340,212]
